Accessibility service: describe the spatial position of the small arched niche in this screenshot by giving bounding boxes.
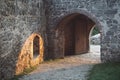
[16,33,44,75]
[33,36,40,59]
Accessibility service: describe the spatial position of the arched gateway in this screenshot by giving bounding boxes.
[53,13,102,59]
[1,0,120,79]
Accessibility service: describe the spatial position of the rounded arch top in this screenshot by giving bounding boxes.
[53,10,102,33]
[15,33,44,75]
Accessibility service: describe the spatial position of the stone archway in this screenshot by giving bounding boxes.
[55,13,101,57]
[15,33,44,75]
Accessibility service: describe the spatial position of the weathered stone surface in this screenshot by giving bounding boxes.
[16,33,44,75]
[44,0,120,62]
[0,0,120,79]
[0,0,46,79]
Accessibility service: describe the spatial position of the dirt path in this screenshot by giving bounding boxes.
[19,45,101,80]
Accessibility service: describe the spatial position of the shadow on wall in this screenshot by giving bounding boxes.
[15,33,44,75]
[55,13,99,58]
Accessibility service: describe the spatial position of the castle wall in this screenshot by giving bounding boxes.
[44,0,120,62]
[0,0,120,79]
[0,0,46,79]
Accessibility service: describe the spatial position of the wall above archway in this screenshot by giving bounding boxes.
[44,0,120,62]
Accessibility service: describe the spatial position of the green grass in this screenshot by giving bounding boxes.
[87,63,120,80]
[92,27,99,36]
[10,66,37,80]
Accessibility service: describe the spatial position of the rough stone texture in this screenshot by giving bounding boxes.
[16,33,44,75]
[44,0,120,62]
[0,0,120,79]
[0,0,46,79]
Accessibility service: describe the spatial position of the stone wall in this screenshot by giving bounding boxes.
[44,0,120,62]
[15,33,44,75]
[0,0,46,79]
[0,0,120,79]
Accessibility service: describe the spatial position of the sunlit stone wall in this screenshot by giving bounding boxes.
[0,0,46,79]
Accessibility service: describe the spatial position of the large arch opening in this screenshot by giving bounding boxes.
[56,13,101,58]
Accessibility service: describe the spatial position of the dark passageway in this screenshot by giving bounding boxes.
[57,13,96,56]
[33,36,40,58]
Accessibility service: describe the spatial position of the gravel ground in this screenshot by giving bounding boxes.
[19,45,101,80]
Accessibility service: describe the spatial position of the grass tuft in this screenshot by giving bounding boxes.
[87,63,120,80]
